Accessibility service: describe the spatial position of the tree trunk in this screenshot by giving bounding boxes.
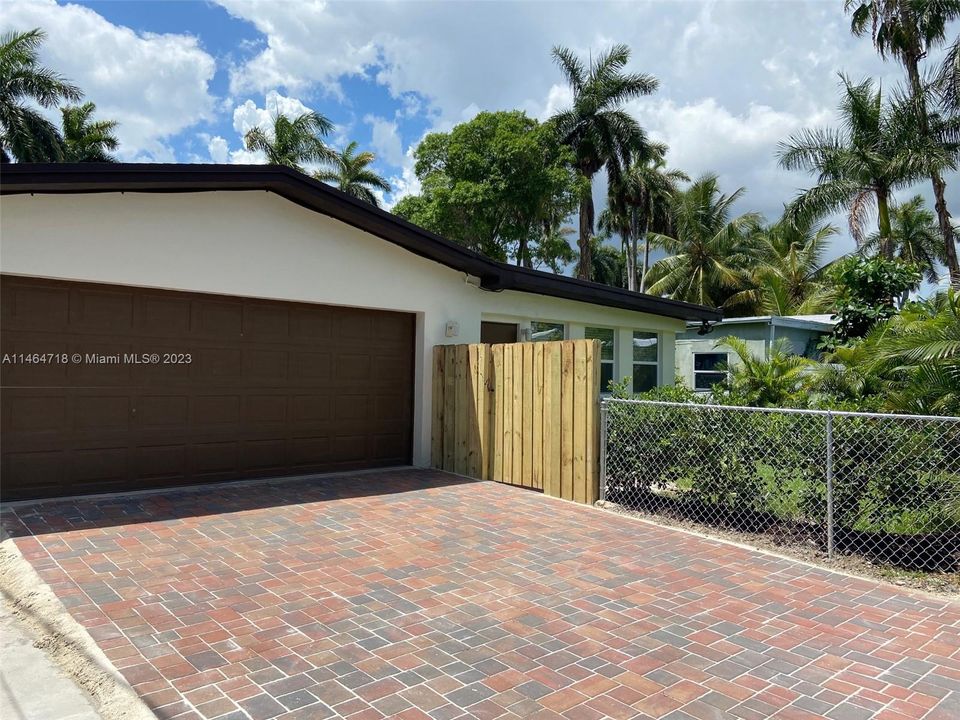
[517,235,529,268]
[623,227,636,292]
[877,189,893,259]
[903,54,960,284]
[639,231,651,293]
[578,187,595,281]
[932,172,960,284]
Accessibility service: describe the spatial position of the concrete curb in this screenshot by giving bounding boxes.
[0,538,155,720]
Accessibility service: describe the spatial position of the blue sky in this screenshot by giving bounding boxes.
[3,0,958,279]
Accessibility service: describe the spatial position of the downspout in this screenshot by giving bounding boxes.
[768,318,775,358]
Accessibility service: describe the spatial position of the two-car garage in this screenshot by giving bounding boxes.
[1,276,415,500]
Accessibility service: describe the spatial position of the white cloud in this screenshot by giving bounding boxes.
[363,115,404,167]
[1,0,216,161]
[232,90,315,137]
[207,136,229,164]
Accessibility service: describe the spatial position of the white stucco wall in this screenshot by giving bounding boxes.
[0,190,686,466]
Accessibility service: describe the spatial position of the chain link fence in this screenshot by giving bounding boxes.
[600,399,960,573]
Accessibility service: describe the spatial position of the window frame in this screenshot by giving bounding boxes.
[585,326,616,394]
[692,351,729,392]
[632,331,660,393]
[529,320,565,342]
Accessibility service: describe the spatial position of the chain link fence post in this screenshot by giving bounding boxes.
[599,399,608,505]
[825,410,835,560]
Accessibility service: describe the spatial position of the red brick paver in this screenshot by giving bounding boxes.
[3,470,958,719]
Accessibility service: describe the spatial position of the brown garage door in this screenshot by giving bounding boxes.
[1,275,415,500]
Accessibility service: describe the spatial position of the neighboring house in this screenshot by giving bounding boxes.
[676,314,836,392]
[0,164,719,500]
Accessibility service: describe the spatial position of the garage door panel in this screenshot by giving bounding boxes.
[2,282,70,331]
[71,447,128,486]
[193,442,239,474]
[242,439,286,470]
[290,352,331,383]
[136,395,189,427]
[243,349,288,381]
[136,294,193,336]
[3,451,65,495]
[243,304,290,340]
[195,301,243,338]
[73,395,131,431]
[3,394,68,434]
[1,276,414,500]
[71,288,134,331]
[134,444,187,480]
[192,395,242,425]
[244,395,288,425]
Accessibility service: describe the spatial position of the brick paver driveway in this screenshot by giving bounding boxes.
[3,470,958,720]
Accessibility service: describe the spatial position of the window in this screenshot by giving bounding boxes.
[530,321,564,341]
[586,327,615,392]
[632,331,659,392]
[694,352,728,391]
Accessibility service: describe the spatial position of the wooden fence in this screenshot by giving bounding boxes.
[431,339,601,504]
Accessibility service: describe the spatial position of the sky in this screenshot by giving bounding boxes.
[3,0,958,276]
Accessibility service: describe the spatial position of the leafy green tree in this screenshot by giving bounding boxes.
[778,76,932,257]
[0,28,81,162]
[313,141,390,206]
[392,110,582,268]
[823,255,922,348]
[714,336,814,407]
[600,142,688,292]
[243,110,337,173]
[584,235,626,288]
[550,44,659,280]
[726,216,839,316]
[60,102,118,162]
[846,0,960,282]
[863,195,946,288]
[645,175,761,307]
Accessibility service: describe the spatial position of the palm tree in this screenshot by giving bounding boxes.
[0,28,81,163]
[600,142,688,292]
[584,235,626,288]
[778,75,931,258]
[645,175,761,307]
[715,336,814,407]
[846,0,960,281]
[550,44,659,281]
[863,195,946,287]
[243,110,337,173]
[60,102,118,162]
[936,34,960,114]
[726,216,839,316]
[848,290,960,414]
[313,141,390,206]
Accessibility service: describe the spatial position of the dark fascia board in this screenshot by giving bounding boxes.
[0,163,722,322]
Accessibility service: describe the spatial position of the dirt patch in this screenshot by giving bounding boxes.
[598,501,960,598]
[0,538,155,720]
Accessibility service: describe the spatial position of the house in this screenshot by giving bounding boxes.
[0,164,719,500]
[676,314,836,391]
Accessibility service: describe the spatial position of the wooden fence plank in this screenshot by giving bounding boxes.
[511,344,523,486]
[431,346,444,468]
[584,339,599,504]
[560,341,574,500]
[467,344,481,478]
[532,342,544,491]
[543,343,561,498]
[454,344,469,475]
[483,345,494,481]
[522,342,533,488]
[492,344,504,483]
[573,340,588,503]
[442,346,456,471]
[502,344,514,484]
